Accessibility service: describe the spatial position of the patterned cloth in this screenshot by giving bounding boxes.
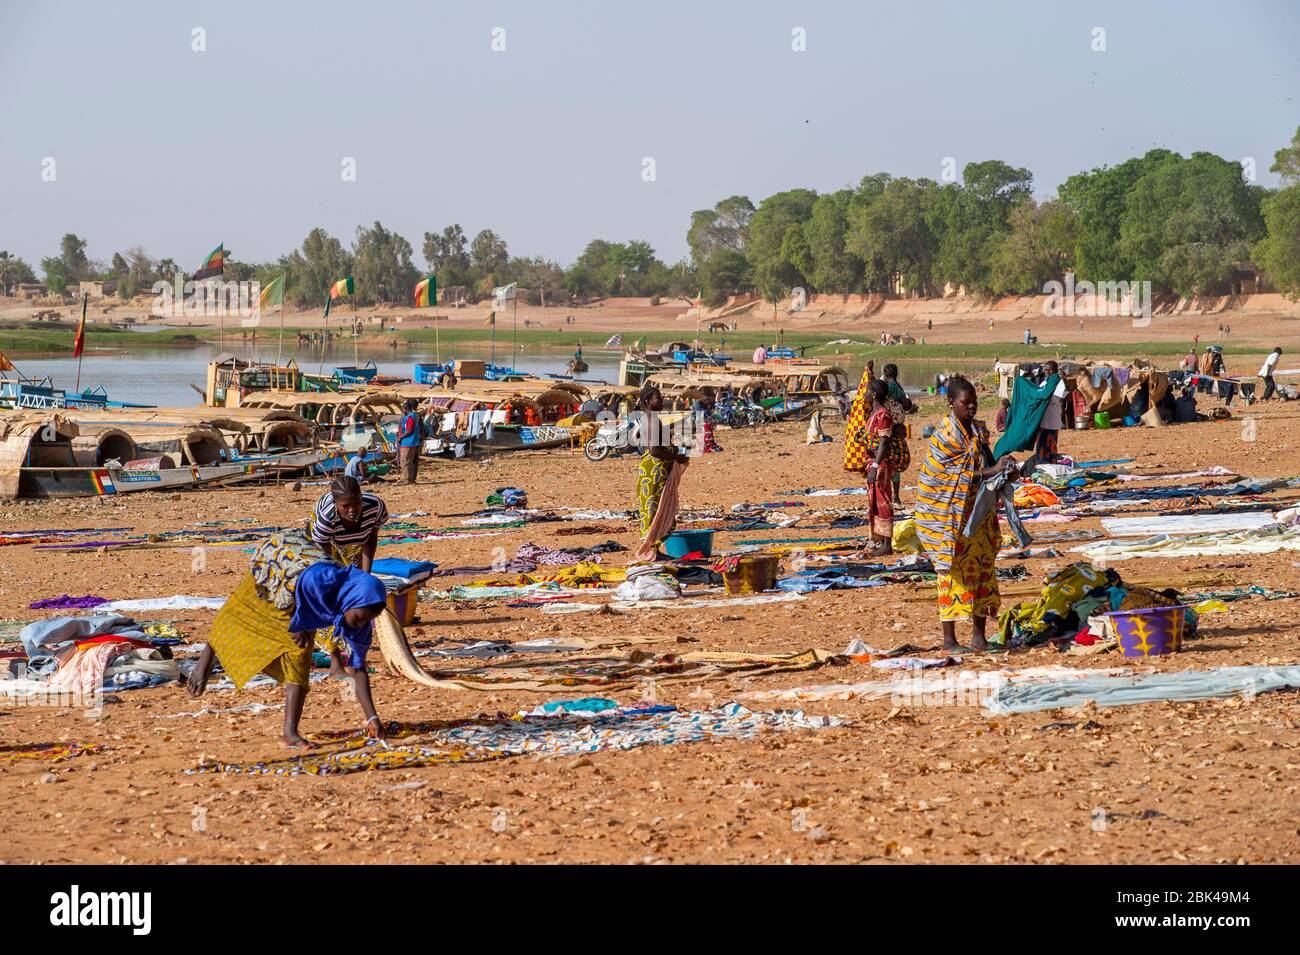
[207,572,311,689]
[915,414,987,574]
[865,407,895,538]
[936,512,1000,621]
[251,531,332,611]
[841,367,874,472]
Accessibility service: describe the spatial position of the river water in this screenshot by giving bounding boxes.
[10,344,974,407]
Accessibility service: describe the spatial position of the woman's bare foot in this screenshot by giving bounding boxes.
[282,734,317,750]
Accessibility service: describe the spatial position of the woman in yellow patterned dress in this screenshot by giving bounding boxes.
[632,384,690,562]
[914,377,1018,652]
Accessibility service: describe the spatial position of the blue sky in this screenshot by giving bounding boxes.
[1,0,1296,271]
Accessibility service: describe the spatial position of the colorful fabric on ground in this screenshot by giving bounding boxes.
[207,572,311,689]
[1014,483,1061,508]
[188,703,841,777]
[915,413,985,575]
[936,512,1000,621]
[329,276,354,300]
[29,595,110,610]
[0,742,104,763]
[993,373,1060,458]
[996,561,1113,646]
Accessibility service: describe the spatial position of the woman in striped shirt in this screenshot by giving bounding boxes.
[310,476,389,675]
[914,377,1018,652]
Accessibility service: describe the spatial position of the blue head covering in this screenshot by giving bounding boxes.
[291,563,387,660]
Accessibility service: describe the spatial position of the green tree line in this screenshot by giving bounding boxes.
[10,129,1299,307]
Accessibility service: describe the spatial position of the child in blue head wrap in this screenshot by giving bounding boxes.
[292,563,390,740]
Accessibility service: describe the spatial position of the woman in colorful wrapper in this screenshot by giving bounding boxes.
[843,377,897,555]
[310,476,388,678]
[186,531,389,748]
[880,363,915,506]
[915,377,1018,652]
[632,384,690,562]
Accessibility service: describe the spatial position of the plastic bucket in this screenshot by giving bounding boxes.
[662,529,715,559]
[1094,411,1111,429]
[1107,605,1187,657]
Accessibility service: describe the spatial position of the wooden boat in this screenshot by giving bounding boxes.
[18,462,269,499]
[473,423,576,451]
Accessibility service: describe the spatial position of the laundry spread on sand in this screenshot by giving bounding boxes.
[28,595,111,610]
[1100,512,1279,536]
[97,595,228,613]
[1072,525,1300,561]
[542,590,806,614]
[0,742,106,762]
[384,645,839,692]
[188,702,841,777]
[984,665,1300,715]
[1114,466,1236,483]
[745,666,1151,703]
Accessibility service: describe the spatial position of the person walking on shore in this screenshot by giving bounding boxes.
[1259,347,1282,401]
[397,399,422,484]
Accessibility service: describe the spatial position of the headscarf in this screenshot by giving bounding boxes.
[290,562,387,651]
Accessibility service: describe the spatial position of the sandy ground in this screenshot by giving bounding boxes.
[3,386,1300,864]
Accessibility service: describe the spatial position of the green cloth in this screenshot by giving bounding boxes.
[993,373,1060,458]
[886,379,907,402]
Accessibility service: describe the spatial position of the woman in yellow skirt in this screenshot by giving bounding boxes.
[914,377,1018,652]
[187,532,390,749]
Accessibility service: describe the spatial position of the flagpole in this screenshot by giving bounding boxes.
[74,293,87,392]
[277,298,284,366]
[512,295,518,373]
[353,296,359,370]
[434,293,441,365]
[319,297,328,377]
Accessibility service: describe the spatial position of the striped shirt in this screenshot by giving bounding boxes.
[311,491,388,548]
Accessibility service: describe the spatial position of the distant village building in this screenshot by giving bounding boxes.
[13,282,48,299]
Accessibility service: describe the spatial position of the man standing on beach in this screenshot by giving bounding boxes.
[397,399,422,484]
[1259,347,1283,401]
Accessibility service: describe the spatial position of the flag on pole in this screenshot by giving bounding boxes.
[258,275,285,311]
[329,276,354,300]
[414,276,436,307]
[193,244,224,281]
[492,282,516,309]
[604,333,623,348]
[73,294,87,358]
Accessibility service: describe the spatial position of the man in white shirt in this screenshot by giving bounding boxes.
[1259,347,1282,401]
[1033,361,1067,466]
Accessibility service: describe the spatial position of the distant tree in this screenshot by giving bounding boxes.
[352,221,419,304]
[287,227,354,306]
[60,234,91,280]
[110,252,129,277]
[927,161,1033,297]
[0,251,37,292]
[686,195,754,264]
[803,189,863,295]
[1256,186,1300,300]
[746,188,817,299]
[1118,151,1265,296]
[469,229,509,281]
[514,256,566,306]
[422,224,472,288]
[1271,125,1300,185]
[700,248,751,306]
[156,258,180,280]
[848,177,940,295]
[990,198,1078,294]
[1059,149,1178,282]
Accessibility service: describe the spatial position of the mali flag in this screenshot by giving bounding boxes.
[73,294,88,358]
[414,276,436,307]
[258,275,285,311]
[329,276,354,300]
[193,243,224,281]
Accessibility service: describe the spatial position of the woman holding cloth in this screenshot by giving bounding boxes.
[915,377,1018,652]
